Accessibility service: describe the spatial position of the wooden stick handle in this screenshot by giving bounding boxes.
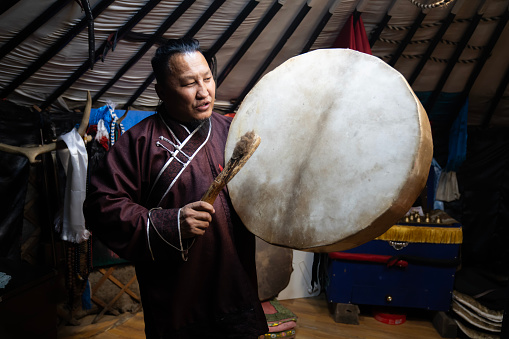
[201,133,261,205]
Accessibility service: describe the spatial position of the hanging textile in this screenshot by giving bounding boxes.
[56,128,90,243]
[414,92,469,202]
[446,98,469,172]
[0,102,40,261]
[332,12,372,55]
[436,98,468,202]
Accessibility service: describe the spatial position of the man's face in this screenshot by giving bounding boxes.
[155,51,215,123]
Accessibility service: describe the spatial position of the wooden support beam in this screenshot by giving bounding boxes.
[124,0,230,109]
[451,4,509,126]
[368,0,398,48]
[231,0,312,112]
[91,0,196,104]
[41,0,164,111]
[300,0,340,54]
[184,0,227,39]
[407,0,464,86]
[388,10,427,67]
[0,0,72,61]
[92,270,139,324]
[0,0,20,17]
[97,268,140,302]
[81,0,95,70]
[206,0,260,57]
[0,0,114,99]
[425,0,488,113]
[216,0,284,88]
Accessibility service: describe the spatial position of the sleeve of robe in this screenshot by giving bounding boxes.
[83,120,182,262]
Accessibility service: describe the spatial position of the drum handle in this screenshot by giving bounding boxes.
[201,131,261,205]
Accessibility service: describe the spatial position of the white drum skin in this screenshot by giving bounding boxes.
[225,49,433,252]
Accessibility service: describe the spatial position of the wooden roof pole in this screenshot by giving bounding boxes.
[302,0,366,55]
[0,0,72,61]
[80,0,95,70]
[124,0,261,110]
[40,0,164,111]
[0,0,114,100]
[388,9,428,67]
[368,0,398,48]
[460,5,509,98]
[206,0,260,57]
[123,0,230,109]
[91,0,197,104]
[454,4,509,126]
[216,0,285,88]
[183,0,227,40]
[0,0,20,17]
[300,0,341,54]
[408,0,465,86]
[231,0,313,112]
[425,0,488,114]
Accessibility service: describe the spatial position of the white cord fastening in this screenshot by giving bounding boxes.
[147,207,195,261]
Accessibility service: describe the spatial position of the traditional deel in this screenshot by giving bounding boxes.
[84,111,267,337]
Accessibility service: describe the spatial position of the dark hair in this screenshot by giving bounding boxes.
[151,37,202,86]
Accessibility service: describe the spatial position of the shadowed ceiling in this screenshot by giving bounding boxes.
[0,0,508,127]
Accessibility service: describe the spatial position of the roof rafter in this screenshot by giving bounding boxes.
[408,0,464,85]
[41,0,163,111]
[452,4,509,126]
[124,0,229,109]
[368,0,397,47]
[205,0,260,58]
[388,9,427,67]
[0,0,20,17]
[481,5,509,127]
[0,0,115,100]
[91,0,197,104]
[425,0,488,113]
[300,0,340,54]
[0,0,73,61]
[216,0,284,88]
[231,0,312,112]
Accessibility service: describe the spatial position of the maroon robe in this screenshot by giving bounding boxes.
[84,111,268,338]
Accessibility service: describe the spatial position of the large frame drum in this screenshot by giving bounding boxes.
[225,49,433,252]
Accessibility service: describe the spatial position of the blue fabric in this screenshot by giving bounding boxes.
[82,279,92,310]
[89,105,156,133]
[89,104,114,134]
[431,158,444,210]
[446,98,468,172]
[112,109,156,131]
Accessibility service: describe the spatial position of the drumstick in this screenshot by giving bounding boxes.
[201,131,261,205]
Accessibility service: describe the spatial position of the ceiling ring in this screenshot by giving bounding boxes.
[407,0,456,10]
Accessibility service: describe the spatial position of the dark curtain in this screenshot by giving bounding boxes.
[445,126,509,275]
[0,102,40,261]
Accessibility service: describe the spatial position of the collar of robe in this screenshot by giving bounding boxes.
[144,111,212,207]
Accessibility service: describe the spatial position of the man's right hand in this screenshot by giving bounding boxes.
[179,201,215,238]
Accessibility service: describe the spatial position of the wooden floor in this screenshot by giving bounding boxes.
[58,294,453,338]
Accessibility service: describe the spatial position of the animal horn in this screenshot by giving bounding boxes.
[0,91,92,164]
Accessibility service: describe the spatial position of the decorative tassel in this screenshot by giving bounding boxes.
[376,224,463,244]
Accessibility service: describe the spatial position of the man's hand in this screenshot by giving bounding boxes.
[179,201,215,238]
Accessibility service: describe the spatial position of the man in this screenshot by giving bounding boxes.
[84,38,268,338]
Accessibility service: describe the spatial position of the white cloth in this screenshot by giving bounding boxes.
[56,128,90,243]
[436,171,461,203]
